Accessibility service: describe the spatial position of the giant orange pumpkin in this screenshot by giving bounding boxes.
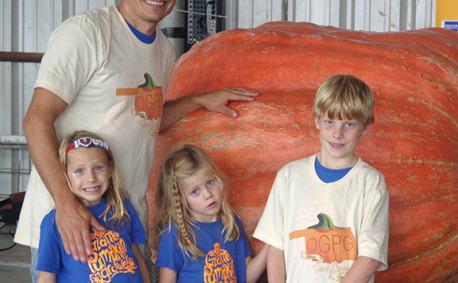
[147,22,458,282]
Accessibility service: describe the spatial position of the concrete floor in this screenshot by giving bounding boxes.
[0,224,31,283]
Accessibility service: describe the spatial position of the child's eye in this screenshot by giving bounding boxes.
[191,188,200,195]
[325,120,334,126]
[95,165,106,171]
[207,179,215,187]
[345,122,354,127]
[72,169,84,176]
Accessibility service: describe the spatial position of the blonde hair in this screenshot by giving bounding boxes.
[58,130,129,229]
[313,74,374,127]
[156,145,240,260]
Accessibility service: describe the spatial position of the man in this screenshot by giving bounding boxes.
[14,0,258,282]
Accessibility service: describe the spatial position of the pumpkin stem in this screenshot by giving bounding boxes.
[138,73,158,89]
[308,213,341,230]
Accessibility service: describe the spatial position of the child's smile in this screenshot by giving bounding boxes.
[66,147,112,206]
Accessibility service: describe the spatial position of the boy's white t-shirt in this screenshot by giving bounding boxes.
[253,154,389,282]
[15,6,175,257]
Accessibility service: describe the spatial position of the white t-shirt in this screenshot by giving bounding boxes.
[253,154,389,282]
[15,6,175,258]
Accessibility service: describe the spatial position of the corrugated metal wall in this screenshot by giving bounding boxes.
[0,0,437,198]
[0,0,118,199]
[237,0,436,31]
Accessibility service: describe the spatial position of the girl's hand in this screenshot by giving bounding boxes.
[159,267,177,283]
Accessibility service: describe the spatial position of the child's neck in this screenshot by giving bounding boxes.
[317,152,358,169]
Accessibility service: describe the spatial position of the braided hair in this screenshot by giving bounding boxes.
[156,145,240,260]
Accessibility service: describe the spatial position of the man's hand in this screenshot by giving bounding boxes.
[193,88,259,118]
[55,195,105,263]
[161,88,259,131]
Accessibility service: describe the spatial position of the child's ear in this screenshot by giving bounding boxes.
[362,122,373,135]
[107,164,113,179]
[313,114,320,130]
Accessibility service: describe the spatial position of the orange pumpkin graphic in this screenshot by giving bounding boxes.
[116,73,163,120]
[203,243,237,283]
[289,213,357,264]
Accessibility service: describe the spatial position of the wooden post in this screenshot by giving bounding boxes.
[0,52,44,63]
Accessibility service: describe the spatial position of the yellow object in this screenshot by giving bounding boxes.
[436,0,458,28]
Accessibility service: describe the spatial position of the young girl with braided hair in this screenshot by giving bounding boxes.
[155,145,267,283]
[36,130,150,283]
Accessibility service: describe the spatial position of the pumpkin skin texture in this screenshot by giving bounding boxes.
[148,22,458,282]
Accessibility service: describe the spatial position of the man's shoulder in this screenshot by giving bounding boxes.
[60,6,116,31]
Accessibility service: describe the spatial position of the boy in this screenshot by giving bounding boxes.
[253,74,389,282]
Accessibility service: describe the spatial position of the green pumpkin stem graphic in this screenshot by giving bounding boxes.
[308,213,342,230]
[138,73,158,89]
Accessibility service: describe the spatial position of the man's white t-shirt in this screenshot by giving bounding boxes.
[15,6,175,259]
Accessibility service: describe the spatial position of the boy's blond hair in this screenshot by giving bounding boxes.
[313,74,374,127]
[58,130,129,229]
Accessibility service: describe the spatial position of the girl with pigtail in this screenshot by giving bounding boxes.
[155,145,267,283]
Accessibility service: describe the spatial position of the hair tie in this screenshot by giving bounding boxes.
[67,137,109,153]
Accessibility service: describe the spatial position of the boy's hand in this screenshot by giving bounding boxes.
[340,256,381,283]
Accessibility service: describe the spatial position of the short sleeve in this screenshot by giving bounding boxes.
[36,211,61,274]
[236,217,253,259]
[358,171,389,271]
[156,227,184,273]
[253,168,286,250]
[125,199,146,245]
[35,15,102,104]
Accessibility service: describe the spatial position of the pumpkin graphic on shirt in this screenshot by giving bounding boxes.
[116,73,163,136]
[87,230,138,283]
[203,242,237,283]
[289,213,357,265]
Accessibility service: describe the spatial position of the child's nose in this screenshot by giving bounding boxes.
[333,126,344,138]
[86,170,96,182]
[203,188,212,199]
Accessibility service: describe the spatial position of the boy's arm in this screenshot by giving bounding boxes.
[37,271,56,283]
[341,256,381,283]
[245,244,268,283]
[159,267,177,283]
[131,244,150,283]
[267,245,286,283]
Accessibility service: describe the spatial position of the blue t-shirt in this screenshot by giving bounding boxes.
[37,198,146,283]
[157,217,252,283]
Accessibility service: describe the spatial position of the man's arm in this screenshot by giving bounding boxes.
[23,88,104,262]
[341,256,381,283]
[160,88,258,131]
[267,245,286,283]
